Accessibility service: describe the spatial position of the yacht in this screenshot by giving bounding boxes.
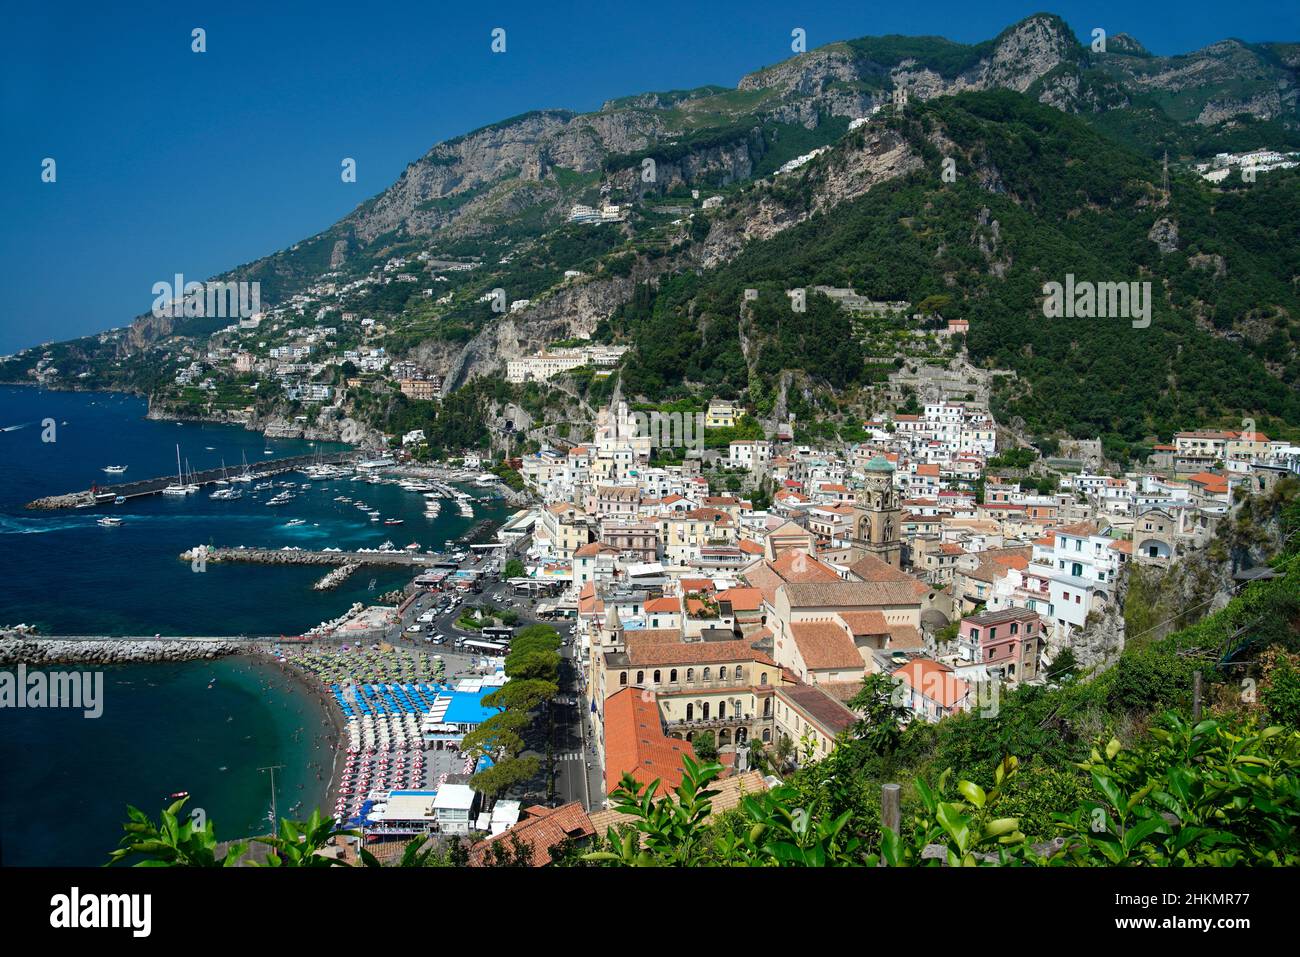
[267,491,294,506]
[102,465,128,475]
[97,516,123,527]
[384,518,404,526]
[210,487,243,501]
[163,445,197,496]
[285,518,307,527]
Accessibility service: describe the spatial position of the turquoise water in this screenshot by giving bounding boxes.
[0,655,336,866]
[0,386,506,865]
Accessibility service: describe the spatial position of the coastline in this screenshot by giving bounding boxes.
[250,644,350,820]
[0,635,347,824]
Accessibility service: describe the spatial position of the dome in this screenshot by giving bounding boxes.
[865,455,894,472]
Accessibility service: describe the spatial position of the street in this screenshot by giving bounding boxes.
[383,551,604,809]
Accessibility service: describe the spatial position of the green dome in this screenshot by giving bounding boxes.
[865,455,894,472]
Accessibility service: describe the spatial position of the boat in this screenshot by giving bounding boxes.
[286,518,307,527]
[167,791,189,800]
[267,491,294,506]
[210,487,243,500]
[114,496,126,505]
[404,542,421,550]
[102,465,127,475]
[384,518,404,526]
[163,445,196,496]
[97,517,123,527]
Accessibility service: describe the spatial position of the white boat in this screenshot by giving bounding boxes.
[163,445,196,496]
[97,517,123,527]
[113,496,126,505]
[210,488,243,501]
[102,465,128,475]
[286,518,307,527]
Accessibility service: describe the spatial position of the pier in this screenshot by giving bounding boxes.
[25,450,363,510]
[180,546,438,567]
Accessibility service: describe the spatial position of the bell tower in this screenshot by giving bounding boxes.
[853,455,902,567]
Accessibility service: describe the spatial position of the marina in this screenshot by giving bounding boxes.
[26,449,363,510]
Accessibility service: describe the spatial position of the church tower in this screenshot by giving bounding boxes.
[852,455,902,567]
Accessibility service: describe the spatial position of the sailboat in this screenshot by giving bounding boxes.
[230,452,254,484]
[163,445,196,496]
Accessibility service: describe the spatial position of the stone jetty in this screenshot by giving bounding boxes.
[313,562,359,591]
[0,635,244,666]
[181,546,431,567]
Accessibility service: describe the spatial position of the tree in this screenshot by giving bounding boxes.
[483,678,558,713]
[503,558,525,579]
[848,672,910,756]
[693,731,718,760]
[470,755,541,800]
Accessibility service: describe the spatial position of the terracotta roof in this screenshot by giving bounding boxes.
[790,620,862,671]
[777,684,858,735]
[603,688,695,796]
[892,658,969,709]
[468,802,595,867]
[623,638,774,668]
[1054,522,1099,538]
[623,629,687,648]
[643,596,680,613]
[838,610,889,636]
[886,624,924,650]
[782,580,923,608]
[680,578,715,592]
[738,539,765,555]
[575,542,618,558]
[716,586,763,612]
[848,554,930,596]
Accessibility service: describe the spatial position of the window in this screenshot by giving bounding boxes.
[702,703,710,720]
[703,667,712,681]
[619,672,627,686]
[636,671,644,684]
[653,670,661,684]
[687,668,695,681]
[763,698,771,717]
[718,701,726,719]
[686,703,693,720]
[719,666,728,679]
[670,669,678,683]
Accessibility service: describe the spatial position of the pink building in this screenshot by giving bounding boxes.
[958,607,1043,682]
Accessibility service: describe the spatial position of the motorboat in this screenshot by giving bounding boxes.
[102,465,128,475]
[97,516,123,527]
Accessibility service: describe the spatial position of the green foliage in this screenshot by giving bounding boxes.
[107,797,246,867]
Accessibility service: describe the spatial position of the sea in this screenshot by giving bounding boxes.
[0,385,509,865]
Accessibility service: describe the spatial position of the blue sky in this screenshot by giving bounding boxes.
[1,1,1296,354]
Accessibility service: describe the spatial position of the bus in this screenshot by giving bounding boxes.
[482,626,513,644]
[461,639,508,657]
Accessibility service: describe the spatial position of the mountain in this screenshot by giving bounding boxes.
[6,12,1299,453]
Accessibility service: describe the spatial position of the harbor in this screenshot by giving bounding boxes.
[25,449,364,510]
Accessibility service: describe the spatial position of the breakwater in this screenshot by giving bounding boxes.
[0,636,247,666]
[180,546,434,567]
[25,450,362,511]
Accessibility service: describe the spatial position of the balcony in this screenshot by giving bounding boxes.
[666,714,758,729]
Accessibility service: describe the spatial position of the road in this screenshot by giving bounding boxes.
[380,549,603,810]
